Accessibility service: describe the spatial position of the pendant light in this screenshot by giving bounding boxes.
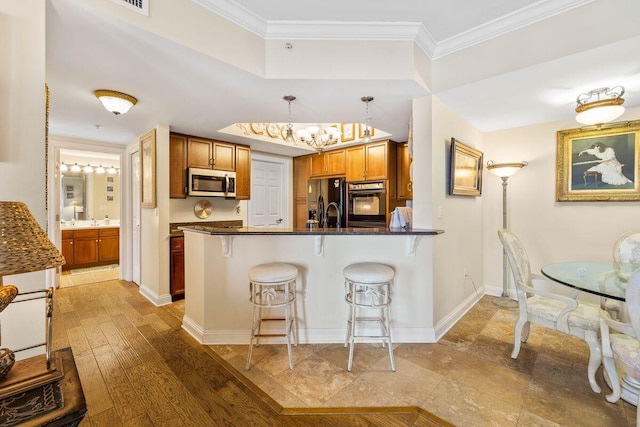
[361,96,374,142]
[283,95,296,144]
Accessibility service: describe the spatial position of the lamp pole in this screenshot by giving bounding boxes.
[487,161,528,308]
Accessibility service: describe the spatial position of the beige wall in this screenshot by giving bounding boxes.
[481,106,640,296]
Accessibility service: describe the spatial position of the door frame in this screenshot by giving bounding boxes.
[248,152,292,228]
[47,136,128,285]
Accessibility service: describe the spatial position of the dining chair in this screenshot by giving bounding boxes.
[600,231,640,319]
[600,269,640,426]
[497,229,602,393]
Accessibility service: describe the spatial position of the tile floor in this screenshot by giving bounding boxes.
[206,296,637,426]
[60,265,119,288]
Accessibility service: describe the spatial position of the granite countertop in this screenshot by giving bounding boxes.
[179,225,444,236]
[169,220,243,236]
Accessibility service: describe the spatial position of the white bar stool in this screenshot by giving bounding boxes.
[246,262,298,370]
[343,262,395,372]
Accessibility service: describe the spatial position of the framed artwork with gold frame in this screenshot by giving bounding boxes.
[556,120,640,201]
[340,123,355,142]
[140,129,157,208]
[449,138,483,197]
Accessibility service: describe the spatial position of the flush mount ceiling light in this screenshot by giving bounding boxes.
[361,96,374,142]
[575,86,625,125]
[94,89,138,115]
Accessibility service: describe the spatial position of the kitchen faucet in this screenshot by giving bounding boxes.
[325,202,341,228]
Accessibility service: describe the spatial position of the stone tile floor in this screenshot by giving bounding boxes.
[206,296,637,426]
[60,265,119,288]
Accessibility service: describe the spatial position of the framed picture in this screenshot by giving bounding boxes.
[107,195,113,202]
[107,176,114,183]
[106,186,114,192]
[358,124,375,139]
[66,193,73,199]
[66,185,74,191]
[140,129,157,208]
[556,120,640,201]
[449,138,483,196]
[340,123,355,142]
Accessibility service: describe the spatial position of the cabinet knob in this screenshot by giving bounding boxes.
[407,182,412,192]
[70,242,73,245]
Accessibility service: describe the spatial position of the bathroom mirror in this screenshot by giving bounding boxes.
[60,171,120,221]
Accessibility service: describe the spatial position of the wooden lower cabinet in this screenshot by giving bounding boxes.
[170,236,185,300]
[61,228,119,270]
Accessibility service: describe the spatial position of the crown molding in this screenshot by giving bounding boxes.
[432,0,595,58]
[192,0,594,60]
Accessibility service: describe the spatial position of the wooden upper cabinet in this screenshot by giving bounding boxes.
[235,145,251,200]
[397,142,413,200]
[213,141,235,171]
[346,141,391,182]
[346,146,366,181]
[310,149,345,177]
[187,137,213,169]
[169,134,188,198]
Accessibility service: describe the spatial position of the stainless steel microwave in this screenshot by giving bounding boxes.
[188,168,236,197]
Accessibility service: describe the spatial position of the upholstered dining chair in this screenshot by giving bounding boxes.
[600,231,640,319]
[600,269,640,426]
[497,229,602,394]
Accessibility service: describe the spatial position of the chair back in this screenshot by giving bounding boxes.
[614,231,640,263]
[497,229,532,292]
[626,269,640,338]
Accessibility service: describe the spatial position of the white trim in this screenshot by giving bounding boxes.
[433,288,485,341]
[191,0,594,59]
[139,284,172,306]
[125,141,140,283]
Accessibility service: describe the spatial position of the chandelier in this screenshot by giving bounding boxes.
[575,86,625,125]
[282,95,341,153]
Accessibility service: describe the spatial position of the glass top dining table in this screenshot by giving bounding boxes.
[541,261,640,302]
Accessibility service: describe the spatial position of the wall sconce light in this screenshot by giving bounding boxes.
[94,90,137,115]
[575,86,625,125]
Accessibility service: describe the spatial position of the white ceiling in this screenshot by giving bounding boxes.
[46,0,640,156]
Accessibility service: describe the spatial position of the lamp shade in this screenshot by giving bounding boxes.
[0,202,65,278]
[486,161,528,178]
[94,90,137,115]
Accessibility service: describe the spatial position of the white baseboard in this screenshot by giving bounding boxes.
[433,287,485,340]
[139,285,172,306]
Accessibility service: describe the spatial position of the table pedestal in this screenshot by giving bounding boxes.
[604,369,639,406]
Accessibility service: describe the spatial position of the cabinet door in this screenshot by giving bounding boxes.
[99,229,119,263]
[213,141,236,171]
[293,156,311,228]
[169,134,188,198]
[170,237,185,299]
[397,143,412,200]
[188,137,213,169]
[309,153,326,177]
[325,150,346,175]
[346,146,366,181]
[235,145,251,200]
[62,237,74,269]
[74,233,99,266]
[365,142,388,180]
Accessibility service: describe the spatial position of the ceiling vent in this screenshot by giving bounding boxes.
[110,0,149,16]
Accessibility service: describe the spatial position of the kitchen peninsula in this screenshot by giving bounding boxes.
[180,226,444,345]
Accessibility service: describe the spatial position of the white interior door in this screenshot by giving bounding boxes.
[249,159,286,228]
[131,150,141,284]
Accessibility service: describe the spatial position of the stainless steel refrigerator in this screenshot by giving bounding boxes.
[307,177,346,228]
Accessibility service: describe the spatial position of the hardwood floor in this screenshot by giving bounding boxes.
[52,279,450,426]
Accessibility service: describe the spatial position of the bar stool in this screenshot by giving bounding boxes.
[343,262,395,372]
[246,262,298,370]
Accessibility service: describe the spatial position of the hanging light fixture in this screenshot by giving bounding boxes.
[283,95,296,143]
[95,165,106,174]
[361,96,374,142]
[94,89,138,115]
[296,125,341,153]
[575,86,625,125]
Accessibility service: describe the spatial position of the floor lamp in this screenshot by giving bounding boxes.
[487,160,528,308]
